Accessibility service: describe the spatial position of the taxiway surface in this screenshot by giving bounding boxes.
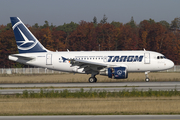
[0,82,179,94]
[1,82,180,88]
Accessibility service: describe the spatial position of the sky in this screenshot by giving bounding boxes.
[0,0,180,26]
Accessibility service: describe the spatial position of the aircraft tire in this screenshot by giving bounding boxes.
[89,77,95,83]
[145,78,150,82]
[94,77,97,82]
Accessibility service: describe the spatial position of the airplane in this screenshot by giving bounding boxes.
[9,17,174,83]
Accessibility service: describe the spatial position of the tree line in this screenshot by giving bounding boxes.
[0,16,180,68]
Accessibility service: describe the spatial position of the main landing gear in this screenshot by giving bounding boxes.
[88,72,98,83]
[145,71,150,82]
[88,77,97,83]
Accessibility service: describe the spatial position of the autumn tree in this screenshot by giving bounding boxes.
[117,24,138,50]
[69,21,97,51]
[100,14,108,24]
[138,20,151,49]
[0,24,18,67]
[96,23,115,50]
[159,20,170,29]
[111,21,122,28]
[126,16,137,28]
[56,22,78,49]
[171,17,180,29]
[93,16,98,26]
[51,28,66,51]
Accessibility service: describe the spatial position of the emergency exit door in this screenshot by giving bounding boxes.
[144,53,150,64]
[46,54,52,65]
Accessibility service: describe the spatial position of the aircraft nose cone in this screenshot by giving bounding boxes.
[168,60,174,68]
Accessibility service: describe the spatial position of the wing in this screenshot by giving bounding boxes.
[65,57,107,74]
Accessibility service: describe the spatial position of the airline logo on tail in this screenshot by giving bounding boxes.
[10,17,47,53]
[16,27,37,50]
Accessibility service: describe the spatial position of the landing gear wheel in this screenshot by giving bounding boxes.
[145,78,150,82]
[145,71,150,82]
[89,77,95,83]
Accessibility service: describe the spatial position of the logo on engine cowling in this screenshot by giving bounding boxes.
[117,70,122,75]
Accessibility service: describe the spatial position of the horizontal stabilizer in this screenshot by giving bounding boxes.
[9,54,35,61]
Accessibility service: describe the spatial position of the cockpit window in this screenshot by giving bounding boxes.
[157,56,166,59]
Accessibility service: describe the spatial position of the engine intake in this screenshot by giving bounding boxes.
[100,67,128,79]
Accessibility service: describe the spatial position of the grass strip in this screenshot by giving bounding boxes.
[22,88,180,98]
[0,97,180,115]
[0,73,180,83]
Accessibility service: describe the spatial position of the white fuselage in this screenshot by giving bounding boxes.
[9,50,174,74]
[9,17,175,82]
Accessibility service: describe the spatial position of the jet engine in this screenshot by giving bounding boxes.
[100,67,128,79]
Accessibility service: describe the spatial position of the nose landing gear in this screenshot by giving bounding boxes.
[145,71,150,82]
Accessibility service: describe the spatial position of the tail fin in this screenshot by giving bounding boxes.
[10,17,48,53]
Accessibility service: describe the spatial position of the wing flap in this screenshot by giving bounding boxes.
[67,58,107,72]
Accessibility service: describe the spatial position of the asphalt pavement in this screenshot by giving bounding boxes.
[0,115,180,120]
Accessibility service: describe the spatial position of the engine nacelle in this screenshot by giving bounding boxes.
[100,67,128,79]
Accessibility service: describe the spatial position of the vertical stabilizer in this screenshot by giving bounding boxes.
[10,17,49,53]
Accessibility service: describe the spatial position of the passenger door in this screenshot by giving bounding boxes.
[144,53,150,64]
[46,54,52,65]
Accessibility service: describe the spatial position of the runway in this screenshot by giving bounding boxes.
[0,82,180,94]
[0,115,180,120]
[1,82,180,88]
